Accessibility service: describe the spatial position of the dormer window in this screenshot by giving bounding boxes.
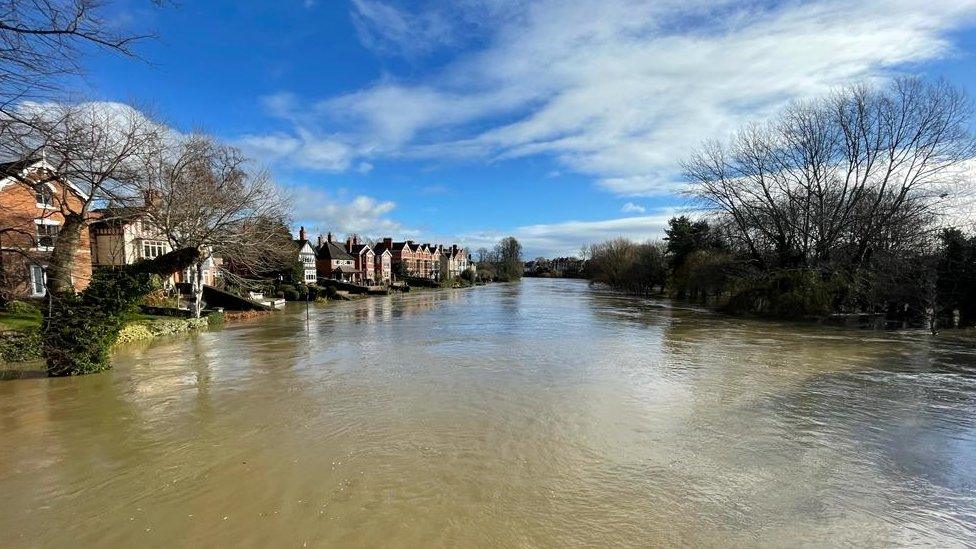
[35,184,53,207]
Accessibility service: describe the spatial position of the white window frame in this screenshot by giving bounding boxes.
[33,218,60,251]
[29,264,46,297]
[35,183,55,209]
[141,239,167,260]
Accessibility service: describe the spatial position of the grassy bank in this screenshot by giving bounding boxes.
[0,302,225,365]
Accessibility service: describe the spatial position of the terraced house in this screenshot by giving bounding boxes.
[344,235,375,285]
[440,245,472,280]
[315,232,357,281]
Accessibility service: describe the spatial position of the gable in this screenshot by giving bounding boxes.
[0,159,90,201]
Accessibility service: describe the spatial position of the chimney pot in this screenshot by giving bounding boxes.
[299,226,307,241]
[327,232,333,243]
[317,235,323,247]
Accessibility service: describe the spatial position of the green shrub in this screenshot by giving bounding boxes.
[115,323,155,345]
[0,328,42,362]
[206,310,226,327]
[281,284,301,301]
[724,269,839,319]
[5,300,38,314]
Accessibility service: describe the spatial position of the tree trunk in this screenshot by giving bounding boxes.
[46,212,85,294]
[193,260,204,318]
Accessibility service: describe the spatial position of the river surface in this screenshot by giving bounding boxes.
[2,278,976,548]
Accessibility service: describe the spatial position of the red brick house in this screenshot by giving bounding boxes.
[0,159,93,299]
[372,244,393,285]
[315,232,357,281]
[344,235,376,285]
[379,238,420,278]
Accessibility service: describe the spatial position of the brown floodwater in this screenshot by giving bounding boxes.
[2,278,976,547]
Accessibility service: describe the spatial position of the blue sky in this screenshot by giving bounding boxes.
[75,0,976,257]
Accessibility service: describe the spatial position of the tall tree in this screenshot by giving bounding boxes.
[684,78,975,273]
[493,236,523,281]
[138,134,293,316]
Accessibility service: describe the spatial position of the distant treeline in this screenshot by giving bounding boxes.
[475,237,524,282]
[585,78,976,329]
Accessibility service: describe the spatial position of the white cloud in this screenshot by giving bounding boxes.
[236,131,354,172]
[240,0,976,195]
[621,202,646,214]
[455,209,678,257]
[287,185,405,237]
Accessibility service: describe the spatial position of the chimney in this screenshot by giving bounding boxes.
[346,236,353,250]
[383,237,393,247]
[299,226,307,241]
[327,232,333,243]
[317,235,323,248]
[353,235,359,245]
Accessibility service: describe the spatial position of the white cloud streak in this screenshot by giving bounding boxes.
[454,209,678,258]
[239,0,976,195]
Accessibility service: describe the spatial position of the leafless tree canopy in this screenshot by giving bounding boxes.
[139,133,293,315]
[0,0,162,105]
[0,101,162,292]
[684,78,976,272]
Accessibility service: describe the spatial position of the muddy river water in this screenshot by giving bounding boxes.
[2,278,975,547]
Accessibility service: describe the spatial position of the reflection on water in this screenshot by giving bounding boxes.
[1,279,975,547]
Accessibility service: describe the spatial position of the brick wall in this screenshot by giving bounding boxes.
[0,177,92,298]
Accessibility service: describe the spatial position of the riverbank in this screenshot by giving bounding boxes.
[0,304,236,367]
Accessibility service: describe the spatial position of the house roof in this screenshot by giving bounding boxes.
[316,240,354,261]
[0,158,38,175]
[348,243,373,255]
[294,239,315,253]
[333,264,359,273]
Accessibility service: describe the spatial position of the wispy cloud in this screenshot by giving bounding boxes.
[286,185,405,237]
[621,202,646,214]
[240,0,976,195]
[455,209,678,257]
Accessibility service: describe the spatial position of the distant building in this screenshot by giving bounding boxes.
[373,245,393,285]
[440,245,471,280]
[294,226,317,284]
[315,232,357,281]
[345,235,375,285]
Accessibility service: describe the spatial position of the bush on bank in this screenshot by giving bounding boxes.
[0,328,42,362]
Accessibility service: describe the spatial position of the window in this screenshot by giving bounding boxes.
[36,223,59,248]
[35,184,53,207]
[142,240,166,259]
[29,264,46,296]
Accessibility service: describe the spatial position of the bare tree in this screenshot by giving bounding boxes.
[684,78,975,273]
[139,134,293,316]
[0,100,163,294]
[0,0,163,105]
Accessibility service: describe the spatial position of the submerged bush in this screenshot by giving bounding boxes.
[724,269,841,319]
